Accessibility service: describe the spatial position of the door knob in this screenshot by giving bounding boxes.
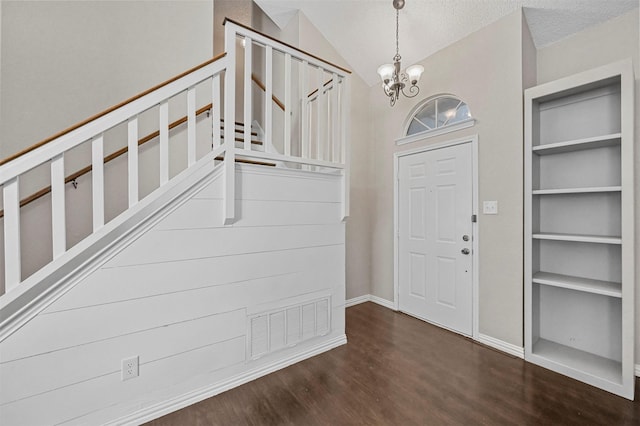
[461,248,470,255]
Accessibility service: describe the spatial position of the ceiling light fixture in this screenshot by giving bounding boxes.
[377,0,424,106]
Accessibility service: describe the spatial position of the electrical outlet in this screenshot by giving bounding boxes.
[121,356,139,381]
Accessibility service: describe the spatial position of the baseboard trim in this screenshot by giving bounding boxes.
[345,294,395,310]
[477,333,524,359]
[108,334,347,426]
[345,295,370,307]
[369,295,395,310]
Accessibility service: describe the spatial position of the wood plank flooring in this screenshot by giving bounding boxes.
[148,302,640,425]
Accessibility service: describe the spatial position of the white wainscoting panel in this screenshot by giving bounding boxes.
[0,164,345,425]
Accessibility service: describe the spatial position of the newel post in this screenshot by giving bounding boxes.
[223,21,237,225]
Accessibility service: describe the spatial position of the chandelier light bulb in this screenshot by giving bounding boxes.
[377,64,395,84]
[406,65,424,85]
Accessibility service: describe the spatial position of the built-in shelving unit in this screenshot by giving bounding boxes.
[524,59,635,400]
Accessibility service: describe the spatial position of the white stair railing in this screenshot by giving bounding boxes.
[0,20,351,299]
[0,55,229,294]
[223,18,351,171]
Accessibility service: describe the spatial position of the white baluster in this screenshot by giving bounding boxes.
[187,87,197,166]
[50,153,66,259]
[92,135,105,231]
[212,74,221,149]
[331,73,339,163]
[223,28,236,224]
[300,60,309,160]
[316,66,324,161]
[264,45,273,152]
[284,53,292,156]
[3,177,21,290]
[127,116,139,207]
[159,101,169,185]
[244,37,253,151]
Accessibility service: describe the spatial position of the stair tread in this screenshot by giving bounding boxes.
[219,118,245,127]
[220,137,263,145]
[221,127,258,136]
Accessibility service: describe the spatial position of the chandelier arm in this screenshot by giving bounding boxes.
[401,84,420,98]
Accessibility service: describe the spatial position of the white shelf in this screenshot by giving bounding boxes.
[533,133,621,155]
[532,272,621,298]
[532,233,621,245]
[532,186,621,195]
[531,339,622,385]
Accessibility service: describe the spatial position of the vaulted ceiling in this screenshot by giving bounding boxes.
[254,0,639,85]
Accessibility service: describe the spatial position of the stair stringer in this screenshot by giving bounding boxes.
[0,149,225,341]
[0,162,347,426]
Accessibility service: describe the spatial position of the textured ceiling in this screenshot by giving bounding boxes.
[254,0,639,85]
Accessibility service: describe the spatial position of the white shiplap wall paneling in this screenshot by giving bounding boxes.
[0,165,346,425]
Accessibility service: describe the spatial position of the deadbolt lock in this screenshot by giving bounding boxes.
[462,235,470,241]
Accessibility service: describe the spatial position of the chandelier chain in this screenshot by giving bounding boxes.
[395,8,400,59]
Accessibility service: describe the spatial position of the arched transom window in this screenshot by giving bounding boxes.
[405,95,473,137]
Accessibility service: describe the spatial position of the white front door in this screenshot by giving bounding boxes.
[398,142,473,336]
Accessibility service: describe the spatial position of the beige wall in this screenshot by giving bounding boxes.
[535,8,640,363]
[213,0,252,56]
[1,0,214,159]
[522,13,537,91]
[369,10,527,346]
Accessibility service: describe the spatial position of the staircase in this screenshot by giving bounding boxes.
[0,19,350,425]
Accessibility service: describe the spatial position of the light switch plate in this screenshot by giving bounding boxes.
[483,201,498,215]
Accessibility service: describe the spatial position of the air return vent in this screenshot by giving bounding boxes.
[249,297,331,360]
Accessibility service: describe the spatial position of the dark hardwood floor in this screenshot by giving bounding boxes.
[148,302,640,425]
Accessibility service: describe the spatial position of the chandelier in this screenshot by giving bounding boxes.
[377,0,424,106]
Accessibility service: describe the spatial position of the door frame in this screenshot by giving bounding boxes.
[393,135,479,339]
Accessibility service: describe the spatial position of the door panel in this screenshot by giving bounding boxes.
[410,188,426,239]
[436,256,456,307]
[399,142,473,336]
[410,253,427,298]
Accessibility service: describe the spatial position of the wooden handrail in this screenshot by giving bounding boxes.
[0,103,215,218]
[223,18,352,75]
[308,78,335,98]
[251,74,285,111]
[0,53,227,167]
